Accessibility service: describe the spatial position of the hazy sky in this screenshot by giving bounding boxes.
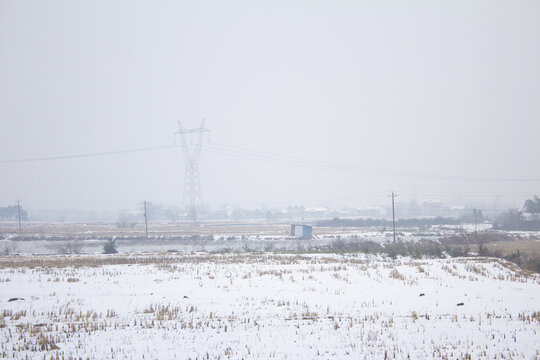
[0,1,539,212]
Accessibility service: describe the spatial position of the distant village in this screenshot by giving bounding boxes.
[22,198,491,223]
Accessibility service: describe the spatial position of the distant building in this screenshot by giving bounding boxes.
[356,206,387,218]
[449,205,467,218]
[422,199,444,217]
[290,224,313,239]
[522,212,540,221]
[304,207,328,218]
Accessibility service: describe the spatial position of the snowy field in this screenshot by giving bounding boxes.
[1,253,539,359]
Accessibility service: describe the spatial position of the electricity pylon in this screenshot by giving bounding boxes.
[176,120,209,222]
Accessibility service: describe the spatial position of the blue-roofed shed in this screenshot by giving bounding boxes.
[290,224,312,239]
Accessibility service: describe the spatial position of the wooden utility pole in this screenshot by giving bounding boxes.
[17,199,22,232]
[144,200,149,242]
[473,209,478,234]
[388,192,397,243]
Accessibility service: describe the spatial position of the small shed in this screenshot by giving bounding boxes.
[290,224,312,239]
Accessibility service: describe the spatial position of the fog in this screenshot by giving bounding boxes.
[1,1,539,214]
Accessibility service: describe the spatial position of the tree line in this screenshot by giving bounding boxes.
[317,211,483,228]
[0,205,27,221]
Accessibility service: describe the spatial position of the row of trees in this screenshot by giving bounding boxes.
[0,205,27,221]
[317,210,483,228]
[494,196,540,231]
[524,195,540,213]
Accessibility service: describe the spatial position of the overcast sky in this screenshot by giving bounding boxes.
[0,0,539,212]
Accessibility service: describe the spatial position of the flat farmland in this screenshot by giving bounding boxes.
[0,222,395,255]
[0,221,473,255]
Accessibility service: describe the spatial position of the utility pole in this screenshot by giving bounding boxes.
[388,192,397,243]
[473,208,478,235]
[176,120,209,223]
[144,200,149,242]
[17,199,22,232]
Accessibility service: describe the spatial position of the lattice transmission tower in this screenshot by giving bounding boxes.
[175,120,209,222]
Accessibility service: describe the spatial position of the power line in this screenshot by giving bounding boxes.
[203,142,540,183]
[0,145,175,164]
[206,142,394,174]
[1,140,539,183]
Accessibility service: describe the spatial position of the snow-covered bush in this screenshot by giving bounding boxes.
[103,239,118,254]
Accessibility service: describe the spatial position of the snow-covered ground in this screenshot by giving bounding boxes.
[0,235,395,255]
[1,253,539,359]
